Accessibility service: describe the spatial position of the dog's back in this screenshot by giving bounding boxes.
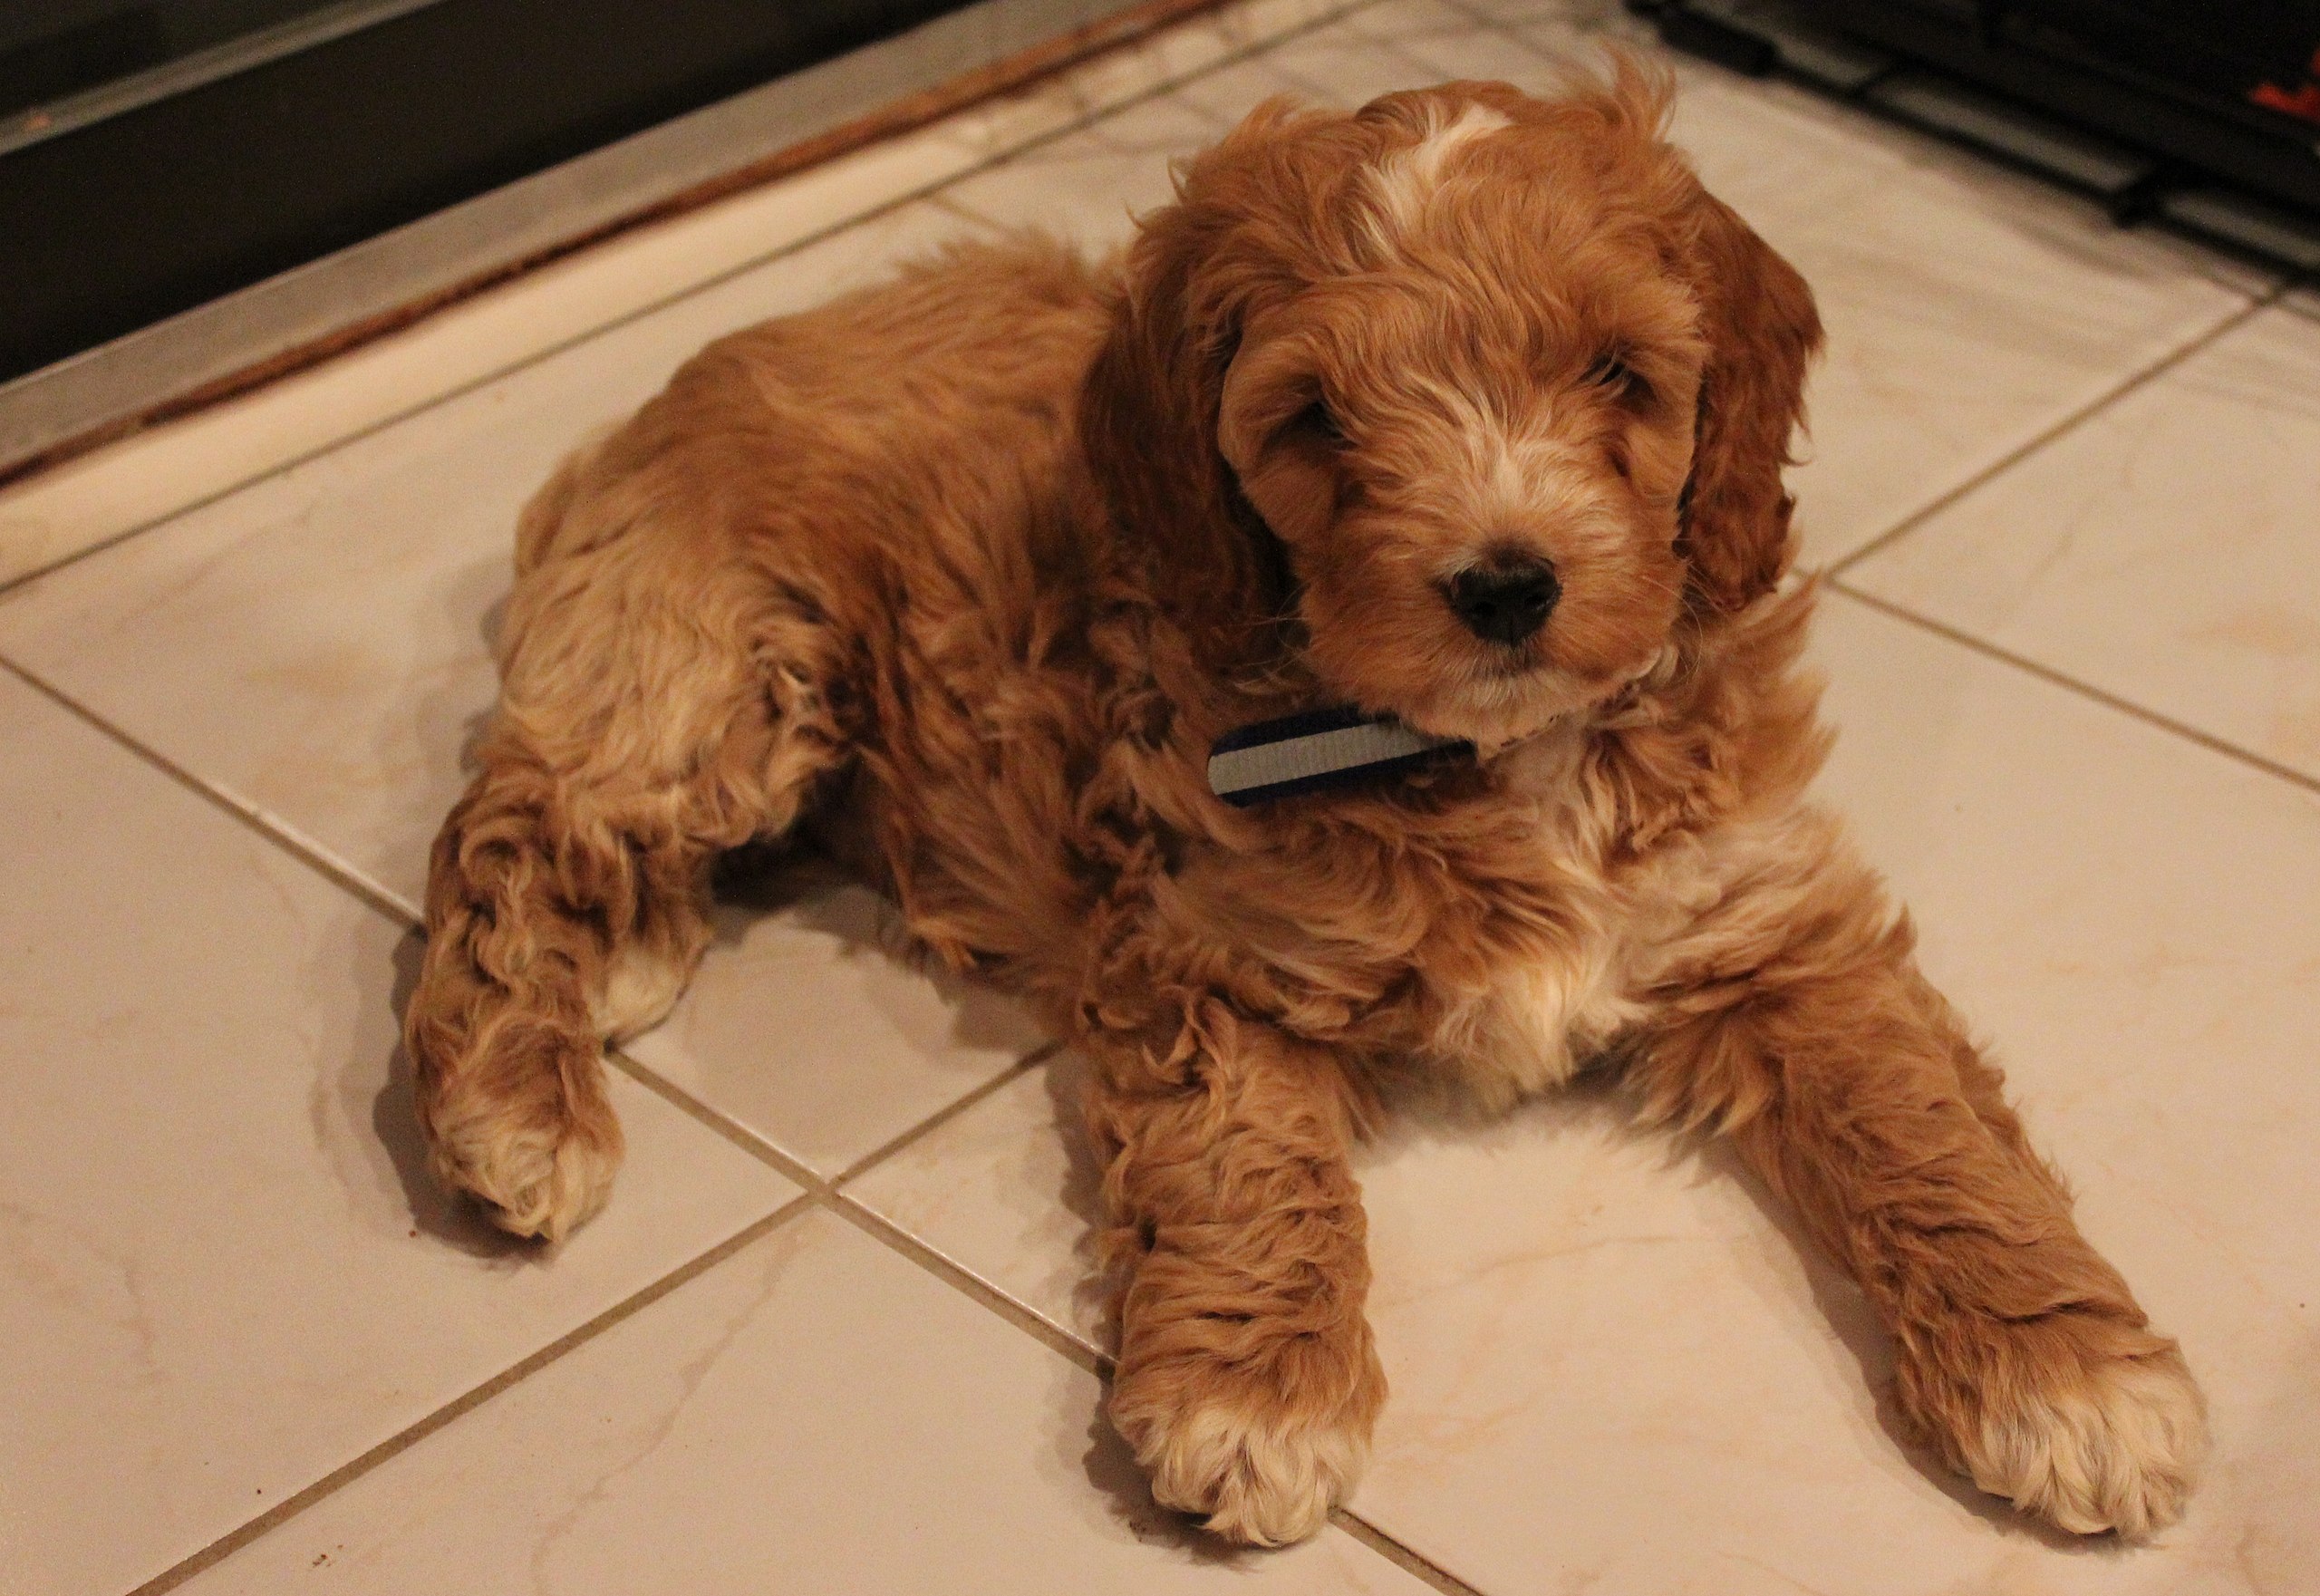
[516,235,1112,585]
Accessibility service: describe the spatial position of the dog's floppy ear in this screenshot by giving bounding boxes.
[1079,102,1319,673]
[1674,190,1822,615]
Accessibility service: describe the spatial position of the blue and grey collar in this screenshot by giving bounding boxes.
[1207,705,1472,808]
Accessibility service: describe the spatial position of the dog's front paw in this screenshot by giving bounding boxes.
[420,1036,624,1243]
[1109,1338,1385,1547]
[1905,1315,2208,1539]
[1113,1379,1371,1546]
[1964,1345,2208,1539]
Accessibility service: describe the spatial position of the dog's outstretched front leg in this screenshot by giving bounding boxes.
[1085,1006,1386,1546]
[1633,837,2206,1539]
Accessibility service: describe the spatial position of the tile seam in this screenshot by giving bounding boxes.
[1826,579,2320,800]
[599,1047,836,1195]
[830,1192,1496,1596]
[824,1188,1110,1374]
[833,1042,1059,1186]
[0,653,420,930]
[599,1032,1074,1202]
[1824,285,2286,579]
[121,1193,817,1596]
[1430,0,1580,36]
[1331,1507,1492,1596]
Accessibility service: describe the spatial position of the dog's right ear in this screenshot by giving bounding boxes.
[1078,100,1323,675]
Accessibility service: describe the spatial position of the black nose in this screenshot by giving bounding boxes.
[1446,559,1560,646]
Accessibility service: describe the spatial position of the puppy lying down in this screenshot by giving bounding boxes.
[405,68,2205,1546]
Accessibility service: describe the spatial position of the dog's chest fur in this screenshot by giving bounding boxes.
[1148,725,1767,1108]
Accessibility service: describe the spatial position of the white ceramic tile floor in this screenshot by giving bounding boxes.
[4,2,2315,1592]
[168,1209,1434,1596]
[1845,289,2320,785]
[620,863,1052,1176]
[0,670,798,1596]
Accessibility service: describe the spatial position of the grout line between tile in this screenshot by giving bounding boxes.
[926,189,1006,229]
[833,1185,1494,1593]
[1827,580,2320,799]
[600,1030,1075,1204]
[123,1193,817,1596]
[594,1053,830,1187]
[599,1045,835,1195]
[0,0,1378,607]
[825,1187,1109,1374]
[2,597,1075,1236]
[833,1043,1058,1185]
[1431,0,1571,35]
[0,653,420,930]
[601,1028,1071,1220]
[1331,1508,1490,1596]
[1824,286,2286,579]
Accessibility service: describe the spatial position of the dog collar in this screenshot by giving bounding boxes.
[1208,705,1471,807]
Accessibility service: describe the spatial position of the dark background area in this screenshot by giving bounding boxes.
[1646,0,2320,266]
[0,0,974,383]
[0,0,352,117]
[1789,0,2320,204]
[12,0,2317,392]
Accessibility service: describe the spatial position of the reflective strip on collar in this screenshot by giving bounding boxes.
[1207,709,1469,807]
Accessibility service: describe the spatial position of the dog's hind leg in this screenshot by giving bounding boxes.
[405,479,846,1242]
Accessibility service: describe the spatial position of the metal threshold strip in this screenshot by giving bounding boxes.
[0,0,1213,487]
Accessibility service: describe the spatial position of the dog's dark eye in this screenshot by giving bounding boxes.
[1288,398,1348,450]
[1585,352,1647,402]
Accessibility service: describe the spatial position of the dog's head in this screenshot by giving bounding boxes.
[1082,68,1821,749]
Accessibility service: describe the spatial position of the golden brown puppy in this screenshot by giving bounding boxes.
[405,68,2206,1547]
